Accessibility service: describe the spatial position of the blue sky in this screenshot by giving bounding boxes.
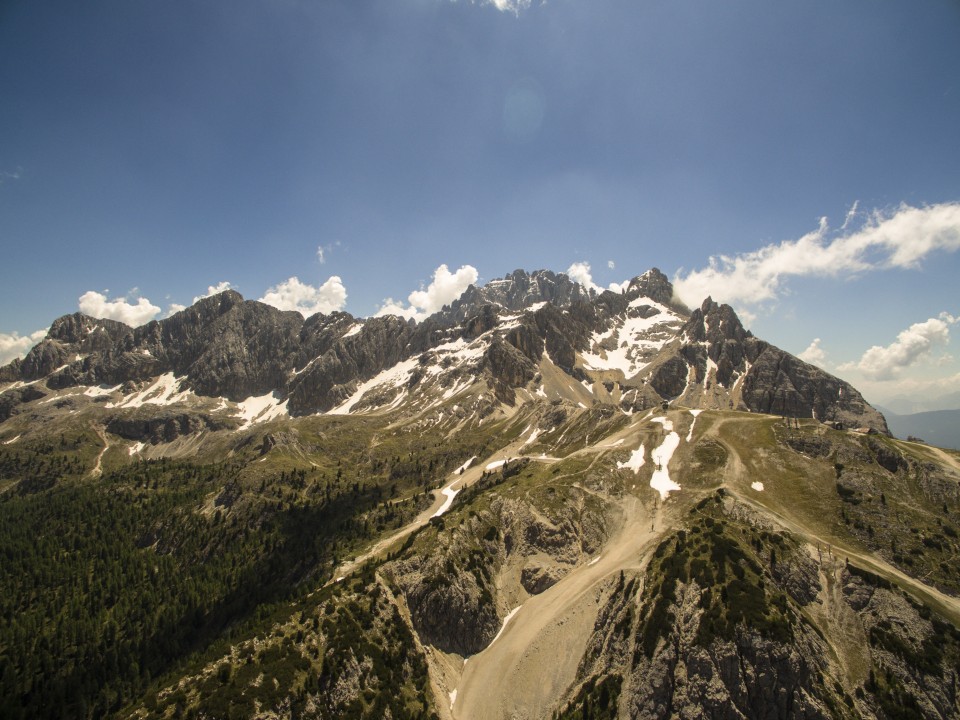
[2,0,959,407]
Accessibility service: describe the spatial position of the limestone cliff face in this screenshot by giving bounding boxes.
[105,410,238,444]
[19,313,130,381]
[287,314,416,414]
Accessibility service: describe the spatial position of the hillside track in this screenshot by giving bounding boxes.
[451,494,672,720]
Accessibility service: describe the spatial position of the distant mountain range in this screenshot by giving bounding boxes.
[880,392,960,415]
[879,406,960,450]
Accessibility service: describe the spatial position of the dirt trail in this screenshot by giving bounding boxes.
[452,495,667,720]
[707,422,960,626]
[88,425,109,478]
[926,445,960,475]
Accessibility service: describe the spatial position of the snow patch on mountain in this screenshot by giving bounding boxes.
[581,300,683,377]
[328,357,421,415]
[237,392,289,428]
[84,384,120,398]
[616,444,646,474]
[106,373,195,409]
[686,408,703,441]
[521,426,542,447]
[342,323,364,338]
[431,479,462,518]
[649,416,682,499]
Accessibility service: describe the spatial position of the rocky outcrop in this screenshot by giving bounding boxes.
[558,503,844,720]
[0,385,46,421]
[740,344,888,432]
[840,566,960,718]
[106,411,238,444]
[19,313,131,381]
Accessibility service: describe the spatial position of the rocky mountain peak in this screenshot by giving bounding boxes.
[169,289,246,324]
[684,296,752,344]
[623,267,677,308]
[17,313,132,380]
[47,312,131,344]
[434,268,593,324]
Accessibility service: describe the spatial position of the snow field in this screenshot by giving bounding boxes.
[237,392,289,429]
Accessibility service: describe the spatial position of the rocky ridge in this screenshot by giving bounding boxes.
[0,267,889,435]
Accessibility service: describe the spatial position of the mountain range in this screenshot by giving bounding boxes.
[1,268,957,720]
[879,407,960,452]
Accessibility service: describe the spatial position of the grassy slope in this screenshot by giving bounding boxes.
[2,397,959,719]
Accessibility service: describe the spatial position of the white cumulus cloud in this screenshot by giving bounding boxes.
[78,290,161,326]
[193,281,233,304]
[0,328,48,365]
[673,202,960,310]
[566,261,598,292]
[839,312,958,381]
[797,338,828,368]
[566,261,628,294]
[259,276,347,317]
[377,264,478,321]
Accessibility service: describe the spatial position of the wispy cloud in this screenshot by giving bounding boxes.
[78,290,161,326]
[838,312,957,381]
[0,328,47,365]
[316,241,341,265]
[377,264,478,321]
[487,0,534,14]
[673,202,960,310]
[259,276,347,317]
[0,166,22,184]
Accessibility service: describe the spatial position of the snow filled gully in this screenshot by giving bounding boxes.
[649,417,682,499]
